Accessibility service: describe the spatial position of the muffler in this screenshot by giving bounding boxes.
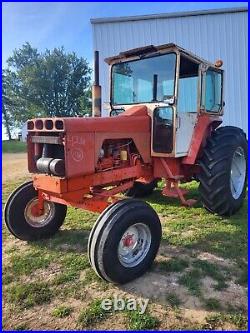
[36,158,65,176]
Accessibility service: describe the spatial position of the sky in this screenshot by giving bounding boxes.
[2,1,248,66]
[2,1,248,139]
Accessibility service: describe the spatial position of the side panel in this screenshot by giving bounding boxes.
[153,157,182,178]
[65,132,95,177]
[27,134,36,172]
[182,114,222,165]
[175,113,197,156]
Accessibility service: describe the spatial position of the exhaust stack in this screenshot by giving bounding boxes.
[92,50,102,117]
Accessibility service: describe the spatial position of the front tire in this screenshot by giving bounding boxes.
[198,126,247,216]
[88,199,162,284]
[4,182,67,241]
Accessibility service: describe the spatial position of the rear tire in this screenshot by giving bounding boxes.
[125,179,158,198]
[88,199,162,284]
[4,182,67,241]
[198,126,247,216]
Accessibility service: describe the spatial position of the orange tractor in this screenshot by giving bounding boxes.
[5,44,247,284]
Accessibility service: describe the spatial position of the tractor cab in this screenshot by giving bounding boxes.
[106,43,224,158]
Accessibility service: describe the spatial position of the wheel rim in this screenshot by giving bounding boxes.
[230,147,246,199]
[118,223,151,268]
[24,198,56,228]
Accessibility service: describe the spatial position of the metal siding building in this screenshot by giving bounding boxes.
[91,7,248,135]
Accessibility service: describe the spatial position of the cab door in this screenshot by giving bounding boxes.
[175,55,200,157]
[152,106,174,154]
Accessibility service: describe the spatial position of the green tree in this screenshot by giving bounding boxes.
[2,70,18,140]
[4,42,92,136]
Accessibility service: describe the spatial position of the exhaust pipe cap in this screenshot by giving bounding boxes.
[49,159,65,177]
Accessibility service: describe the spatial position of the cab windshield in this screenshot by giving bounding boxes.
[111,53,176,105]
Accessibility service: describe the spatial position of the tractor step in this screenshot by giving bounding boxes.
[162,183,197,207]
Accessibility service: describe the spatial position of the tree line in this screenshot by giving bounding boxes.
[2,42,92,140]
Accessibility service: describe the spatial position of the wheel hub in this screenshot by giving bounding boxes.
[230,147,246,199]
[24,198,55,228]
[122,233,135,248]
[30,202,44,217]
[118,223,151,268]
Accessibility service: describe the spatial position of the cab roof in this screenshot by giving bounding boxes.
[105,43,214,67]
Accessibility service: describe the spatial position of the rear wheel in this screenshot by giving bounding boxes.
[125,179,158,198]
[88,199,162,284]
[4,182,67,241]
[198,126,247,216]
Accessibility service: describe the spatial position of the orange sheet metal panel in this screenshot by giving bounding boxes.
[33,175,67,194]
[65,132,95,177]
[67,164,143,192]
[43,193,110,213]
[27,135,36,172]
[32,164,146,194]
[153,157,182,178]
[63,114,150,133]
[182,114,222,165]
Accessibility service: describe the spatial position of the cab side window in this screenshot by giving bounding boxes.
[204,69,223,113]
[177,56,199,113]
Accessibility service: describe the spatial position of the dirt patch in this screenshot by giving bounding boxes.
[201,276,247,311]
[2,153,29,182]
[197,252,235,270]
[2,299,83,331]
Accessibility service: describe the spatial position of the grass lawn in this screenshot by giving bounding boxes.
[2,178,248,330]
[2,140,26,153]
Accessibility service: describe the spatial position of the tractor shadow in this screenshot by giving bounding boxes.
[33,228,90,254]
[144,187,203,209]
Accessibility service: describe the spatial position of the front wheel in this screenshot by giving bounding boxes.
[88,199,162,284]
[4,181,67,241]
[198,126,247,216]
